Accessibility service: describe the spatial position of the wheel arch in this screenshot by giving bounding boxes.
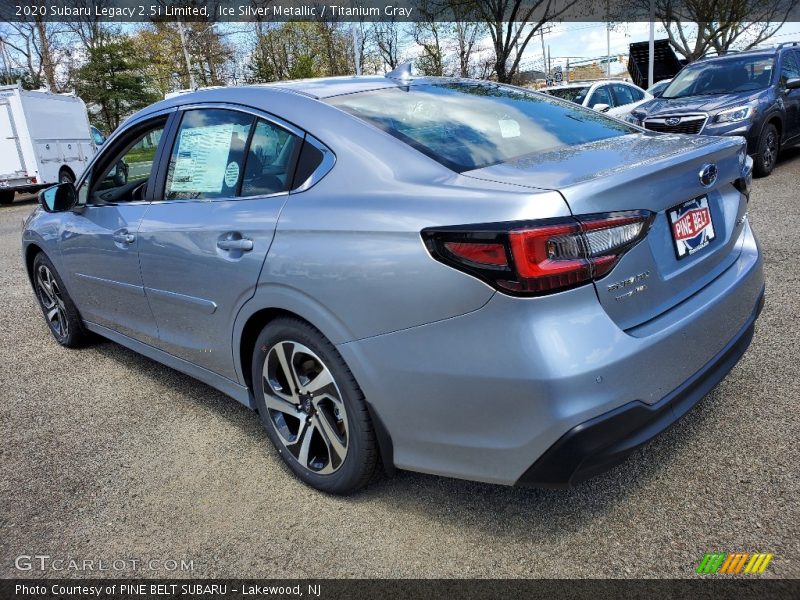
[24,242,46,286]
[233,294,395,474]
[58,165,76,182]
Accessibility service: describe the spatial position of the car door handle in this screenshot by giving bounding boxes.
[217,238,253,251]
[113,231,136,244]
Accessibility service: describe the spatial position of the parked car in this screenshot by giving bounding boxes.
[628,43,800,177]
[543,80,653,118]
[647,78,672,97]
[22,74,762,494]
[0,83,96,205]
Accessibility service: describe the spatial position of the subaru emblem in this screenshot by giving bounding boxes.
[699,163,718,187]
[666,117,681,126]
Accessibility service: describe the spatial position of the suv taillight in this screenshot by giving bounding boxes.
[422,211,654,296]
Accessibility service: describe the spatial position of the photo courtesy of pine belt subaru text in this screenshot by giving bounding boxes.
[22,70,764,494]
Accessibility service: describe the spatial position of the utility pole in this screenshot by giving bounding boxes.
[648,0,655,88]
[177,19,196,90]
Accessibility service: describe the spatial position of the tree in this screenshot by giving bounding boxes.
[371,21,405,70]
[73,32,158,132]
[653,0,798,61]
[474,0,582,83]
[248,22,354,82]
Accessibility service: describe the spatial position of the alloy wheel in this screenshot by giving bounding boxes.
[262,341,349,474]
[36,264,69,338]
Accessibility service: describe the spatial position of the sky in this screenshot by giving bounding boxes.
[525,21,800,75]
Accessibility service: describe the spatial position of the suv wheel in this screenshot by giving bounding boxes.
[32,253,92,347]
[754,123,779,177]
[0,190,13,205]
[252,318,378,494]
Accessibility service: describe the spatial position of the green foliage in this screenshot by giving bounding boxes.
[248,22,352,83]
[72,32,159,132]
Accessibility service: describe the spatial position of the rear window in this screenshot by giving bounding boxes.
[327,83,634,172]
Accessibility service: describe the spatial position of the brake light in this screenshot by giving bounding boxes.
[422,211,653,296]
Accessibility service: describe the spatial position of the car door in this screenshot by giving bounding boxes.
[58,115,171,345]
[137,105,305,381]
[779,51,800,142]
[608,83,646,118]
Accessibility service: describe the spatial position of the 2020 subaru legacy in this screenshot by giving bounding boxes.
[22,74,764,494]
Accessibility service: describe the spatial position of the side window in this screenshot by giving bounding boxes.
[627,85,645,101]
[780,51,800,86]
[89,120,165,204]
[241,119,302,197]
[589,85,614,108]
[164,109,254,200]
[611,84,635,106]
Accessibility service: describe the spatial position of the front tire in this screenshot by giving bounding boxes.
[0,190,13,205]
[754,123,779,177]
[32,253,91,347]
[252,317,378,494]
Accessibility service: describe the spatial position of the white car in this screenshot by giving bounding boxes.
[543,80,653,119]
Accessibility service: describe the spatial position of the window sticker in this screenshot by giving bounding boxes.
[498,118,521,138]
[224,161,240,188]
[169,124,234,193]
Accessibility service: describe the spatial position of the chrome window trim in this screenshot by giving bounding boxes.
[291,134,336,193]
[146,102,335,203]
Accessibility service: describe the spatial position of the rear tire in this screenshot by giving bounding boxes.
[754,123,779,177]
[0,190,13,205]
[252,317,378,494]
[32,252,92,347]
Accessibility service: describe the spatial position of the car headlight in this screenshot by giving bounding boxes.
[625,114,642,126]
[713,105,756,124]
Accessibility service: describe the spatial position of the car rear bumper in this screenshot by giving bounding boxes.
[516,286,764,488]
[338,221,764,486]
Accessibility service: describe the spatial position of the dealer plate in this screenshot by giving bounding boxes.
[668,195,716,260]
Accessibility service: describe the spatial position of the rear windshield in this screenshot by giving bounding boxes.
[544,86,590,104]
[326,82,634,172]
[662,56,775,99]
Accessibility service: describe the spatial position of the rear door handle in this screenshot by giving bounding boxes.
[217,238,253,251]
[113,230,136,244]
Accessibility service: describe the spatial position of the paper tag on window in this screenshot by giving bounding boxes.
[498,119,521,138]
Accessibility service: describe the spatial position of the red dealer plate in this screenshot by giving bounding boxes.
[668,195,716,260]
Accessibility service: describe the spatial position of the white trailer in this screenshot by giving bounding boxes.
[0,83,96,205]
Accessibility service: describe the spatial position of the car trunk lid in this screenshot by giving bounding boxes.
[463,132,749,330]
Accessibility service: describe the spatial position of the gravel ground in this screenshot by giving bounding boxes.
[1,150,798,579]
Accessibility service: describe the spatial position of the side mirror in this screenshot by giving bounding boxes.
[785,77,800,90]
[592,103,610,112]
[38,182,78,213]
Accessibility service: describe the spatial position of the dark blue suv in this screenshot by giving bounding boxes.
[629,43,800,176]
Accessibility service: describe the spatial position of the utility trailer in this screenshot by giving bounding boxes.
[627,39,684,90]
[0,83,96,205]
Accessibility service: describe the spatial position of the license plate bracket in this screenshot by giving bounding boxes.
[668,195,716,260]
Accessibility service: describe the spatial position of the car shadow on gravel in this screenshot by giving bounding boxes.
[90,329,728,538]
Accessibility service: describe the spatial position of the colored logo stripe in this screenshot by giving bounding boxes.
[697,552,773,574]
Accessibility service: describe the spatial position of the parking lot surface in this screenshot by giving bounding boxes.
[1,150,798,578]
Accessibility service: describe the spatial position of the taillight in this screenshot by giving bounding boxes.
[422,211,653,296]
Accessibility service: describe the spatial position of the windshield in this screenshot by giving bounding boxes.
[544,86,590,104]
[662,56,774,99]
[327,83,634,172]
